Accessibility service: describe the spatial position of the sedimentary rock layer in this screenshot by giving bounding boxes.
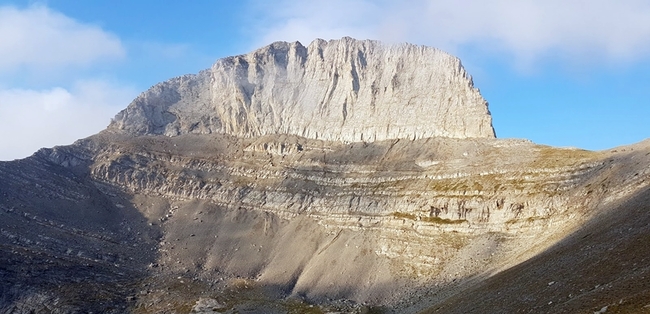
[2,37,650,313]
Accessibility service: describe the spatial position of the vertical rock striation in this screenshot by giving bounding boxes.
[3,37,650,312]
[110,37,495,142]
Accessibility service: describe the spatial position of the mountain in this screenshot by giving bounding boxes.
[109,37,494,141]
[1,38,649,313]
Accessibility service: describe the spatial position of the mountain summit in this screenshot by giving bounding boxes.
[110,37,495,142]
[2,38,650,313]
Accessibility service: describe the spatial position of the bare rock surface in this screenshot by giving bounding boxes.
[1,38,650,313]
[109,37,495,142]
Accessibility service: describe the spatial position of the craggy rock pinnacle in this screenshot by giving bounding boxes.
[3,38,650,313]
[110,37,495,142]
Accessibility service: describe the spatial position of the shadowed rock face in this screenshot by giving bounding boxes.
[2,38,650,313]
[109,37,495,142]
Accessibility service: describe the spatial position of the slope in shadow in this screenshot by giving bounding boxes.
[425,186,650,314]
[0,148,161,313]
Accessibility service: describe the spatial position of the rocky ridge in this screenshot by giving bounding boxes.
[1,38,650,313]
[109,37,495,142]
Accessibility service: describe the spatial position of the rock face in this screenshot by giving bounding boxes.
[2,38,650,313]
[109,37,495,142]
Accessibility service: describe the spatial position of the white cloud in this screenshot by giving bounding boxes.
[0,81,137,161]
[249,0,650,65]
[0,4,124,71]
[0,4,134,161]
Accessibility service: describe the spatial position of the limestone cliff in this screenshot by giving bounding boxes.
[2,38,650,314]
[109,37,495,142]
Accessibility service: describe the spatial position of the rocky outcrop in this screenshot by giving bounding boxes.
[109,37,495,142]
[7,131,645,312]
[3,37,650,313]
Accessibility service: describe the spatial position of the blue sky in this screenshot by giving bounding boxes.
[1,0,649,160]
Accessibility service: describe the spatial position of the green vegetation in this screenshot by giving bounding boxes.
[531,146,600,168]
[131,278,331,314]
[421,216,467,224]
[283,299,325,314]
[392,212,416,220]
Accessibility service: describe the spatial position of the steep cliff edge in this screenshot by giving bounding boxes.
[1,38,650,313]
[109,37,495,142]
